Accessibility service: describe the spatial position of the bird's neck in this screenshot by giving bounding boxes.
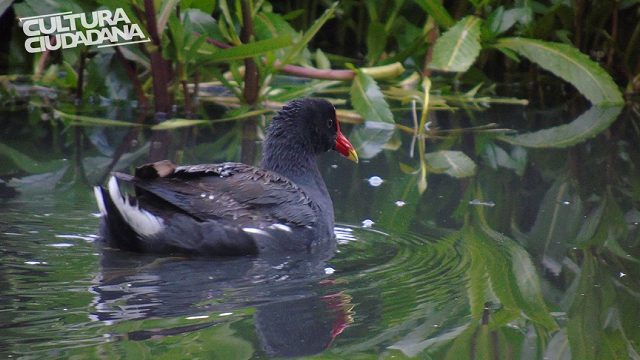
[260,140,318,185]
[260,132,335,232]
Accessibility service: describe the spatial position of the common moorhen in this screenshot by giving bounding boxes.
[94,98,358,256]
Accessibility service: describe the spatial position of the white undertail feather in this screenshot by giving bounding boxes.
[93,186,107,216]
[107,177,165,236]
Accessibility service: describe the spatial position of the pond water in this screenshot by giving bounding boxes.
[1,98,639,359]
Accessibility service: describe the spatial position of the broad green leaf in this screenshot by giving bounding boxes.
[0,143,67,174]
[280,2,338,65]
[414,0,455,29]
[254,12,297,41]
[351,71,395,124]
[499,106,622,148]
[424,150,476,178]
[430,16,482,72]
[200,35,293,62]
[348,121,396,159]
[495,38,624,105]
[182,9,222,41]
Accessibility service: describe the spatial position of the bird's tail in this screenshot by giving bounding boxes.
[93,177,165,252]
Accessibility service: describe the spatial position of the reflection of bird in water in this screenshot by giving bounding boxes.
[89,247,354,358]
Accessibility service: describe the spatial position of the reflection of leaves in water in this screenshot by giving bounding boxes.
[463,224,557,332]
[348,122,395,160]
[525,180,583,272]
[483,143,527,176]
[425,150,477,178]
[8,164,69,193]
[0,143,67,174]
[499,106,622,148]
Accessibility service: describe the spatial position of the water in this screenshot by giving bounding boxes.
[1,101,640,359]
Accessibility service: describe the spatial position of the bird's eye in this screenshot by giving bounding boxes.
[327,118,333,128]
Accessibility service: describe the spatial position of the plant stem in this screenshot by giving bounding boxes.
[115,47,148,108]
[197,32,404,80]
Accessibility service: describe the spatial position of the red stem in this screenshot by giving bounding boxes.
[195,32,356,81]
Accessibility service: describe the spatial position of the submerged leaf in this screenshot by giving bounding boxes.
[429,16,482,72]
[424,150,476,178]
[351,71,395,124]
[499,106,622,148]
[495,38,624,105]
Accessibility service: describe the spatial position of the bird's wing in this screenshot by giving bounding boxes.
[116,161,318,227]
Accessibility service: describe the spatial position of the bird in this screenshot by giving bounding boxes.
[93,98,359,256]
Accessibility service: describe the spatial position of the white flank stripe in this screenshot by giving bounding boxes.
[93,187,107,216]
[242,227,271,237]
[270,223,292,232]
[108,177,164,236]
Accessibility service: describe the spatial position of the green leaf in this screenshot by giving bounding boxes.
[348,121,396,159]
[494,38,624,105]
[414,0,455,29]
[157,0,181,38]
[366,21,387,62]
[350,71,395,124]
[201,35,293,62]
[499,106,622,148]
[180,0,215,13]
[488,7,532,36]
[430,16,482,72]
[280,2,338,65]
[424,150,477,178]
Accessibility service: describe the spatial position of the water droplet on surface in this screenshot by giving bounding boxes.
[367,176,383,187]
[469,199,495,207]
[362,219,374,228]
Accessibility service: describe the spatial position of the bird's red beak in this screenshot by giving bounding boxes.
[334,120,359,163]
